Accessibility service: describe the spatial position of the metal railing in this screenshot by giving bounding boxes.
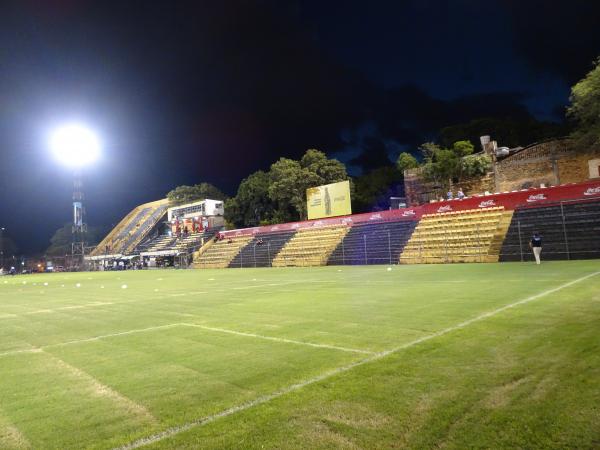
[499,199,600,261]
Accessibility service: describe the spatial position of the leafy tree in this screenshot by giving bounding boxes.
[166,183,227,206]
[417,140,488,189]
[224,171,276,228]
[451,140,474,157]
[396,152,419,172]
[0,235,18,268]
[269,149,350,221]
[568,57,600,148]
[461,154,492,178]
[45,224,105,256]
[419,142,442,162]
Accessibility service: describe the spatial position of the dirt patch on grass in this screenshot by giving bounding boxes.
[0,414,31,449]
[530,375,557,401]
[484,376,530,409]
[300,420,361,449]
[42,351,157,424]
[321,401,391,429]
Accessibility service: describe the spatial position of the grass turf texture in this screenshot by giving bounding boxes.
[0,262,598,449]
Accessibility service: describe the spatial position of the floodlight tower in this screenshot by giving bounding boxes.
[50,124,100,269]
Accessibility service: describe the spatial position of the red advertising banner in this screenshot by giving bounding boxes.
[220,180,600,237]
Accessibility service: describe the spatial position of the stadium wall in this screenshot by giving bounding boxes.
[220,180,600,238]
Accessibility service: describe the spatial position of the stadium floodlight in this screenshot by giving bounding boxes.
[49,124,100,167]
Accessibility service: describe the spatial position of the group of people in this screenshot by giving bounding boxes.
[446,188,466,200]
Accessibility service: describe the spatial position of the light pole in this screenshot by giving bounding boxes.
[50,124,100,270]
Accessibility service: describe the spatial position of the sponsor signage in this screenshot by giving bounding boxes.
[526,194,547,203]
[584,187,600,196]
[306,180,352,220]
[478,200,496,208]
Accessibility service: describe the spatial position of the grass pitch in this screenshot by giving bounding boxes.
[1,261,600,449]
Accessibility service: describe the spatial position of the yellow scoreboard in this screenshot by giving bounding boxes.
[306,180,352,220]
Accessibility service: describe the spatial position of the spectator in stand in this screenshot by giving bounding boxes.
[529,231,543,264]
[447,189,454,200]
[457,188,465,200]
[256,238,264,246]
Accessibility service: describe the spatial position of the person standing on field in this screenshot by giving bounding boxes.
[529,231,542,264]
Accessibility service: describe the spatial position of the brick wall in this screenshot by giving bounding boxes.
[403,138,600,205]
[495,139,600,191]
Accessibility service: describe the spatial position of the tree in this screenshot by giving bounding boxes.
[166,183,227,206]
[269,149,350,221]
[353,166,403,213]
[568,57,600,149]
[417,140,489,189]
[461,154,492,178]
[45,224,105,256]
[396,152,419,172]
[451,140,474,157]
[0,234,18,268]
[224,171,276,228]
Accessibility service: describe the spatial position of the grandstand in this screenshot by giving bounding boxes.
[89,180,600,270]
[272,225,348,267]
[208,179,600,269]
[328,219,416,265]
[400,207,512,264]
[228,230,296,268]
[90,199,169,257]
[500,198,600,261]
[194,235,254,268]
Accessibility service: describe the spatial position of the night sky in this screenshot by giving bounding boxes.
[1,0,600,254]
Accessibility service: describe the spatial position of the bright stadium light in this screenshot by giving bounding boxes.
[49,124,100,167]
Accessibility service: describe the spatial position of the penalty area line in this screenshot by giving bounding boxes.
[181,323,375,355]
[115,270,600,450]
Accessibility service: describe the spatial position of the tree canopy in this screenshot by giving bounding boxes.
[224,171,275,228]
[568,57,600,149]
[166,183,227,206]
[398,140,491,189]
[45,224,106,256]
[225,149,351,226]
[353,166,403,212]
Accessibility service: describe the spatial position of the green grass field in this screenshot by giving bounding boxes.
[1,261,600,449]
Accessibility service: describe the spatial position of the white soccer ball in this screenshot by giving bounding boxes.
[121,284,128,289]
[76,283,81,288]
[387,267,392,271]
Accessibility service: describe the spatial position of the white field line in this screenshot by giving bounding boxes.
[115,270,600,450]
[0,320,374,358]
[0,301,115,319]
[0,323,183,358]
[181,323,374,355]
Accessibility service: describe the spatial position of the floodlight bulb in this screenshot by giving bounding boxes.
[50,124,100,167]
